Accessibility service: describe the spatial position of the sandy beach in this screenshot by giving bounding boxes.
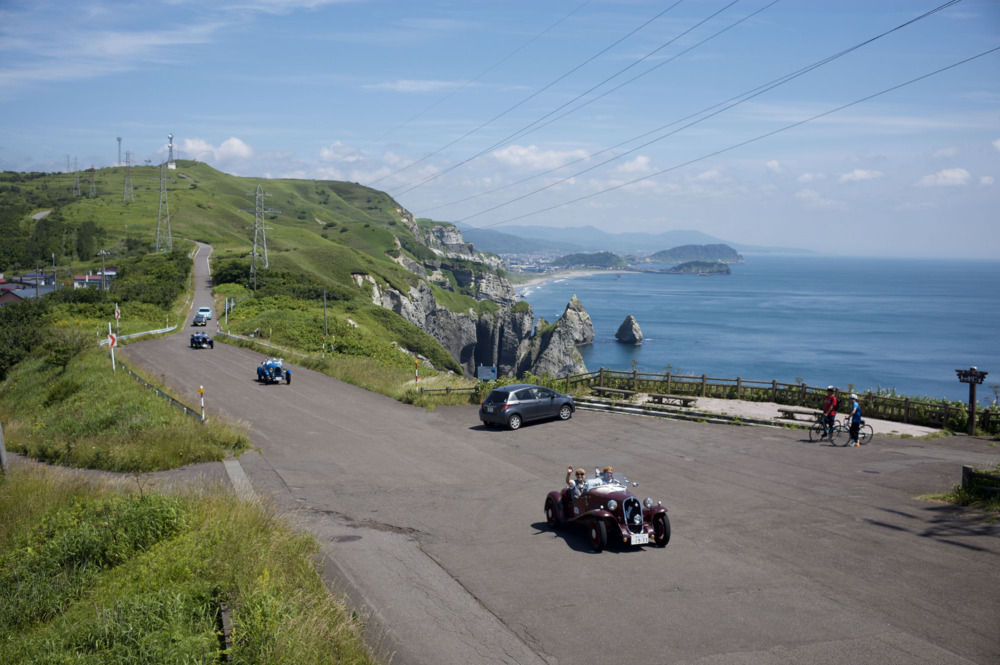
[511,269,604,293]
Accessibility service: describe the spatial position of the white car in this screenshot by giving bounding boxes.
[197,306,212,320]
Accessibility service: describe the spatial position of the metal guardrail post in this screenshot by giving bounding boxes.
[0,422,8,477]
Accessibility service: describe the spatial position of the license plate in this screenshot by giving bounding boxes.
[485,406,494,413]
[630,533,649,545]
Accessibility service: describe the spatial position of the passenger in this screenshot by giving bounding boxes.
[600,465,615,483]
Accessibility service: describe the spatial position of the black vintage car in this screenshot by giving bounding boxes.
[545,468,670,552]
[190,332,213,349]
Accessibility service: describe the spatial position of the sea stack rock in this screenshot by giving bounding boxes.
[615,315,643,345]
[561,295,595,346]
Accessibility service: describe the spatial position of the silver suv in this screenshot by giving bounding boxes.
[479,383,575,430]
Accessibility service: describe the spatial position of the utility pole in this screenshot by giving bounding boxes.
[155,162,172,251]
[241,184,278,292]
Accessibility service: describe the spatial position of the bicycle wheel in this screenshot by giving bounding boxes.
[858,424,874,445]
[829,424,847,446]
[808,421,825,442]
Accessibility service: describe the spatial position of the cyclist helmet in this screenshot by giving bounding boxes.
[850,393,858,399]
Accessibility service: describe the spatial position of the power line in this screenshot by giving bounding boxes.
[392,0,758,199]
[442,0,965,223]
[422,0,781,214]
[374,0,687,189]
[462,45,1000,230]
[359,0,593,171]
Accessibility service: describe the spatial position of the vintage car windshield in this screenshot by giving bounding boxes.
[583,472,627,491]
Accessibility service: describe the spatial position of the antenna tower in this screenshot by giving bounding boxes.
[155,162,172,251]
[241,184,279,291]
[88,166,96,197]
[167,133,176,169]
[123,151,134,202]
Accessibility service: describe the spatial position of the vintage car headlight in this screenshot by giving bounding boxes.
[644,497,654,509]
[607,499,618,511]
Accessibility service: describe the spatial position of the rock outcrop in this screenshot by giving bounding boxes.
[356,221,589,379]
[615,315,643,345]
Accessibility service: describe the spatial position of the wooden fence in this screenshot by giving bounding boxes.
[564,367,998,434]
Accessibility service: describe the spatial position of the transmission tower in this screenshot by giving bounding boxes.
[241,184,279,291]
[73,170,81,196]
[88,166,96,197]
[155,162,172,251]
[122,151,134,203]
[117,137,122,166]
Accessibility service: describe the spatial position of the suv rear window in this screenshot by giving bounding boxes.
[483,390,511,405]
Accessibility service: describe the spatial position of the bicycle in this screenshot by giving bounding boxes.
[845,419,874,446]
[809,413,844,444]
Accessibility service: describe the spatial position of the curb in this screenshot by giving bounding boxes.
[575,396,789,429]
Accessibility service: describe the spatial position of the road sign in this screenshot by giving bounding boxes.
[114,304,121,320]
[108,332,117,348]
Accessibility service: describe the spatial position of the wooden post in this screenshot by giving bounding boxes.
[667,372,672,393]
[633,368,638,390]
[701,375,707,397]
[904,398,910,424]
[599,367,605,387]
[772,380,777,402]
[943,402,950,429]
[736,377,742,400]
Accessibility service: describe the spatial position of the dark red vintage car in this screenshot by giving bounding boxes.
[545,469,670,552]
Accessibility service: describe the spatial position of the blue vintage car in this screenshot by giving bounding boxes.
[256,357,291,385]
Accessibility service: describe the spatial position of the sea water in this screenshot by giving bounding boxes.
[516,256,1000,404]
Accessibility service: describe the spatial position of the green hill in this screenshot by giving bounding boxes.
[550,251,627,269]
[0,161,502,375]
[646,244,743,264]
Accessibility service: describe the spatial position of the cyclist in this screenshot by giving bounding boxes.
[848,393,862,446]
[822,386,838,439]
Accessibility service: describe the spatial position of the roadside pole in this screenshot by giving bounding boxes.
[115,302,120,334]
[198,385,206,421]
[0,422,8,478]
[415,359,419,388]
[108,323,117,372]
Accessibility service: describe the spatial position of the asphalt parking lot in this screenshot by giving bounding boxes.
[110,243,999,665]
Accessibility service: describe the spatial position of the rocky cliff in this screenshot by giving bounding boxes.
[352,223,589,378]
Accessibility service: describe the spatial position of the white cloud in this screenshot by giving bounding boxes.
[794,189,843,209]
[765,160,782,174]
[693,169,722,181]
[915,168,971,187]
[617,155,652,174]
[838,169,883,183]
[797,172,826,183]
[490,144,588,170]
[319,141,364,163]
[932,147,959,158]
[181,137,253,163]
[979,176,994,186]
[993,138,1000,151]
[363,79,462,93]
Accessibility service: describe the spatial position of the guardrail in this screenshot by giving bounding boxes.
[110,354,203,420]
[962,465,1000,495]
[99,325,177,345]
[565,367,997,434]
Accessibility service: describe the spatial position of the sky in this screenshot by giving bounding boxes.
[1,0,998,258]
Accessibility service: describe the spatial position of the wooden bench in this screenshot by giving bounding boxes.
[592,387,637,399]
[776,407,821,421]
[648,393,697,407]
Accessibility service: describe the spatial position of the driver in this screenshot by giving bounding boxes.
[565,466,587,500]
[600,466,615,483]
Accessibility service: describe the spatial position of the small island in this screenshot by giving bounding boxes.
[662,261,731,275]
[644,244,744,264]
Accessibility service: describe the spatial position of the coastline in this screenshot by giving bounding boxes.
[511,269,605,294]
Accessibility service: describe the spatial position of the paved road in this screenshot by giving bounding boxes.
[120,243,999,665]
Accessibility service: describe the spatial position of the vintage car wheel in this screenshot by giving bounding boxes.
[558,404,572,420]
[545,497,561,530]
[589,519,607,552]
[653,513,670,548]
[507,414,522,430]
[285,371,292,385]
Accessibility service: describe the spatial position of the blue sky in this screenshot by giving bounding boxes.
[1,0,997,257]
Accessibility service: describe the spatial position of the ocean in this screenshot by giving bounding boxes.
[516,256,1000,404]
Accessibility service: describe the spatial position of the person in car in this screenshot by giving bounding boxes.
[565,466,587,500]
[600,466,615,483]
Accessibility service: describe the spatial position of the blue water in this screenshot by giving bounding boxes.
[517,256,1000,404]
